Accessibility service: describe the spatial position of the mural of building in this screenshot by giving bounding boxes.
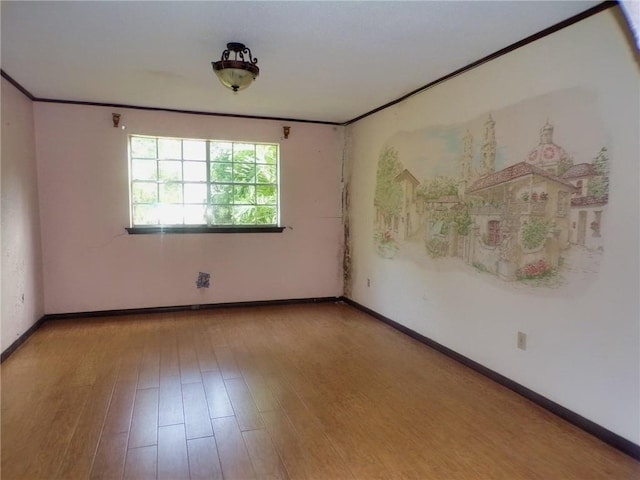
[561,152,609,250]
[374,115,609,284]
[466,161,575,280]
[462,120,587,280]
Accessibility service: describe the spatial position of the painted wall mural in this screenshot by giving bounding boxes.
[373,89,610,289]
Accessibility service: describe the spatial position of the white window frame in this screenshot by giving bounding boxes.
[127,134,282,234]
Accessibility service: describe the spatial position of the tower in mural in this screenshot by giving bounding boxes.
[541,120,553,143]
[480,114,496,176]
[457,130,473,200]
[525,121,573,175]
[461,130,473,182]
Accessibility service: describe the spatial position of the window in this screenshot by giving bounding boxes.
[128,135,280,232]
[487,220,501,246]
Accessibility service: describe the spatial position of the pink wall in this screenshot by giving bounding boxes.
[1,78,45,351]
[34,103,343,314]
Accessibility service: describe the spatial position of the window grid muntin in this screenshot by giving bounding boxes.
[130,135,278,227]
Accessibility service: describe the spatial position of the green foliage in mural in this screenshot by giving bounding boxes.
[425,237,448,258]
[587,147,609,199]
[453,208,472,235]
[520,218,551,250]
[418,176,458,200]
[374,230,399,258]
[427,205,471,236]
[472,261,490,273]
[374,146,403,224]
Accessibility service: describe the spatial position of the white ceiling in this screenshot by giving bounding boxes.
[1,1,601,124]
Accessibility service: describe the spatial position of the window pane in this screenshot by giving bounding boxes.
[131,137,157,159]
[184,204,207,225]
[488,220,501,246]
[183,140,206,160]
[256,144,277,165]
[184,161,206,181]
[211,142,232,162]
[159,183,183,203]
[211,162,233,183]
[131,160,158,181]
[233,205,256,224]
[211,205,232,225]
[184,183,207,203]
[132,182,158,203]
[158,204,184,225]
[210,184,233,205]
[133,205,158,225]
[158,138,181,159]
[256,164,276,184]
[256,206,277,224]
[233,163,256,183]
[233,144,255,163]
[256,185,277,205]
[233,185,255,205]
[159,161,182,181]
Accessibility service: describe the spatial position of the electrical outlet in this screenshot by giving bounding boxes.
[367,278,371,287]
[517,331,527,350]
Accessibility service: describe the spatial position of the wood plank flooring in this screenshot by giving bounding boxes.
[1,303,638,479]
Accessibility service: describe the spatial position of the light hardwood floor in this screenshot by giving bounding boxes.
[1,303,638,479]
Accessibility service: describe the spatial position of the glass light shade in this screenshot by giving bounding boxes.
[214,67,256,92]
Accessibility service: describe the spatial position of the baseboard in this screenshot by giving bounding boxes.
[42,296,341,321]
[340,296,640,461]
[1,315,48,363]
[1,296,340,362]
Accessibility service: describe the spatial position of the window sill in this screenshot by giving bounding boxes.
[126,226,285,234]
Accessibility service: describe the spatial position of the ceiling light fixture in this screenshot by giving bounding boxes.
[211,42,259,93]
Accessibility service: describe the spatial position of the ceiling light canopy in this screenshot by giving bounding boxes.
[212,42,259,93]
